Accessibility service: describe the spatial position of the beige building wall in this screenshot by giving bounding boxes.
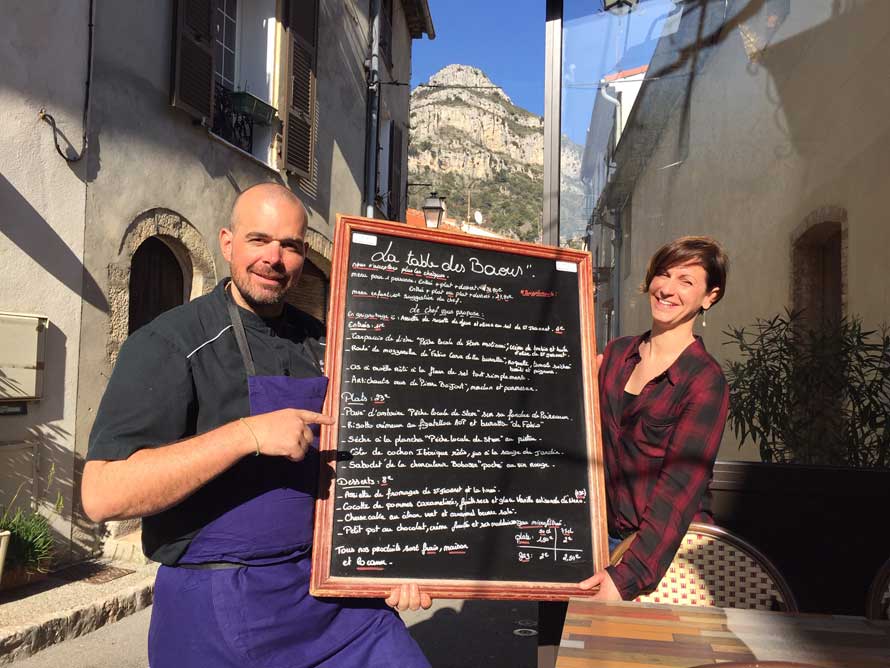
[615,0,890,461]
[0,1,91,561]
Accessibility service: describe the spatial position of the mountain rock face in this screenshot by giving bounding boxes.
[408,65,583,243]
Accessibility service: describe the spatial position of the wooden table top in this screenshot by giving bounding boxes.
[557,599,890,668]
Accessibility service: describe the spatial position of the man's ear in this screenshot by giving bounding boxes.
[219,227,233,262]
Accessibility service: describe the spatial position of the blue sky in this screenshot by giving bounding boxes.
[410,0,547,117]
[561,0,677,143]
[411,1,678,144]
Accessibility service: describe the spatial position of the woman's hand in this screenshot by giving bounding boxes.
[579,570,624,601]
[385,583,433,611]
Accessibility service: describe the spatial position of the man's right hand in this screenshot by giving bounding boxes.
[241,409,336,462]
[83,409,337,523]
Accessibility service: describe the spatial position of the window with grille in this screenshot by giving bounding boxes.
[213,0,237,90]
[170,0,282,165]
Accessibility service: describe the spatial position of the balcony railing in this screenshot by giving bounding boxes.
[212,83,253,154]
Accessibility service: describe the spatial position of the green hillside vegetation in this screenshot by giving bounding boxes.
[408,167,543,243]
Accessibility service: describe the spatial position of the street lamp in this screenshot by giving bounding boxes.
[421,192,446,229]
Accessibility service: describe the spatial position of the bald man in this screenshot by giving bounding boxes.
[83,184,431,667]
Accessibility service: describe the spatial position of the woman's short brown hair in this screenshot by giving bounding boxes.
[641,236,729,306]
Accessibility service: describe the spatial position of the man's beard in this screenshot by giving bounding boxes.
[231,265,291,308]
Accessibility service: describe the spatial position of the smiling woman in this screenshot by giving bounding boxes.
[580,236,730,601]
[640,236,727,336]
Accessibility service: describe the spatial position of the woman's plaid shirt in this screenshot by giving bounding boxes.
[600,332,729,600]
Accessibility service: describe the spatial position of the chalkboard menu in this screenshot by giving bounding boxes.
[311,216,607,601]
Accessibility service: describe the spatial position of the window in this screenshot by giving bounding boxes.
[213,0,237,90]
[171,0,309,167]
[558,0,890,470]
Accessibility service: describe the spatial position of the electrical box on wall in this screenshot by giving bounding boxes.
[0,312,48,401]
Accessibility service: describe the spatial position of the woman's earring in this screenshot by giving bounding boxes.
[702,308,708,328]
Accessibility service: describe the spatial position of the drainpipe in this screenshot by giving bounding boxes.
[598,79,623,339]
[599,79,622,131]
[363,0,381,219]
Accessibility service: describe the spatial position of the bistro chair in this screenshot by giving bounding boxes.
[611,522,798,612]
[866,556,890,619]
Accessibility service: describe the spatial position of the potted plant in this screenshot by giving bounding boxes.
[0,528,10,585]
[0,484,55,590]
[723,310,890,467]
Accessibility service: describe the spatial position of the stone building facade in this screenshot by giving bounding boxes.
[0,0,433,562]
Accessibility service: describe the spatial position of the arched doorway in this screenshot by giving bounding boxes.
[128,236,186,334]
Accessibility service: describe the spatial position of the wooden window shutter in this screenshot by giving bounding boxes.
[281,0,319,178]
[170,0,214,123]
[380,0,394,71]
[388,122,404,222]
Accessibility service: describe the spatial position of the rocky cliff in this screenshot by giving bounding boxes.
[408,64,584,243]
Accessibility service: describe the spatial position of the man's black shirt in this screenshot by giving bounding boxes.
[87,279,325,564]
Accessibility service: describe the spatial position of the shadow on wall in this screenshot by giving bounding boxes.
[0,432,104,565]
[35,111,100,184]
[758,0,889,159]
[37,425,105,562]
[0,173,107,313]
[0,429,101,570]
[0,370,25,398]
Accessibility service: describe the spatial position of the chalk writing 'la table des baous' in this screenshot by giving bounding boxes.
[311,216,609,601]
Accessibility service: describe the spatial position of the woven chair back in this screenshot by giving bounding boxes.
[633,523,798,611]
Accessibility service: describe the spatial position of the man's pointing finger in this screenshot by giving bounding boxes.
[294,410,336,426]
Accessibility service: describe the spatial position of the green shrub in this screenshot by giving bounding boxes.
[723,310,890,468]
[407,168,543,242]
[0,508,54,573]
[1,483,55,574]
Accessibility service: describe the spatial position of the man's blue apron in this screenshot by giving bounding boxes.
[148,290,429,668]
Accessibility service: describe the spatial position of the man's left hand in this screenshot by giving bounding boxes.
[385,583,433,611]
[578,570,624,601]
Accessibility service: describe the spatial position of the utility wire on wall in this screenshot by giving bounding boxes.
[38,110,85,163]
[38,0,95,164]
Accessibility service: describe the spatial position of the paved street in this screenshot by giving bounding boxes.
[11,599,539,667]
[11,607,150,668]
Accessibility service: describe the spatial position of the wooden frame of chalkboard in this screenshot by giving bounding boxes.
[311,215,608,601]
